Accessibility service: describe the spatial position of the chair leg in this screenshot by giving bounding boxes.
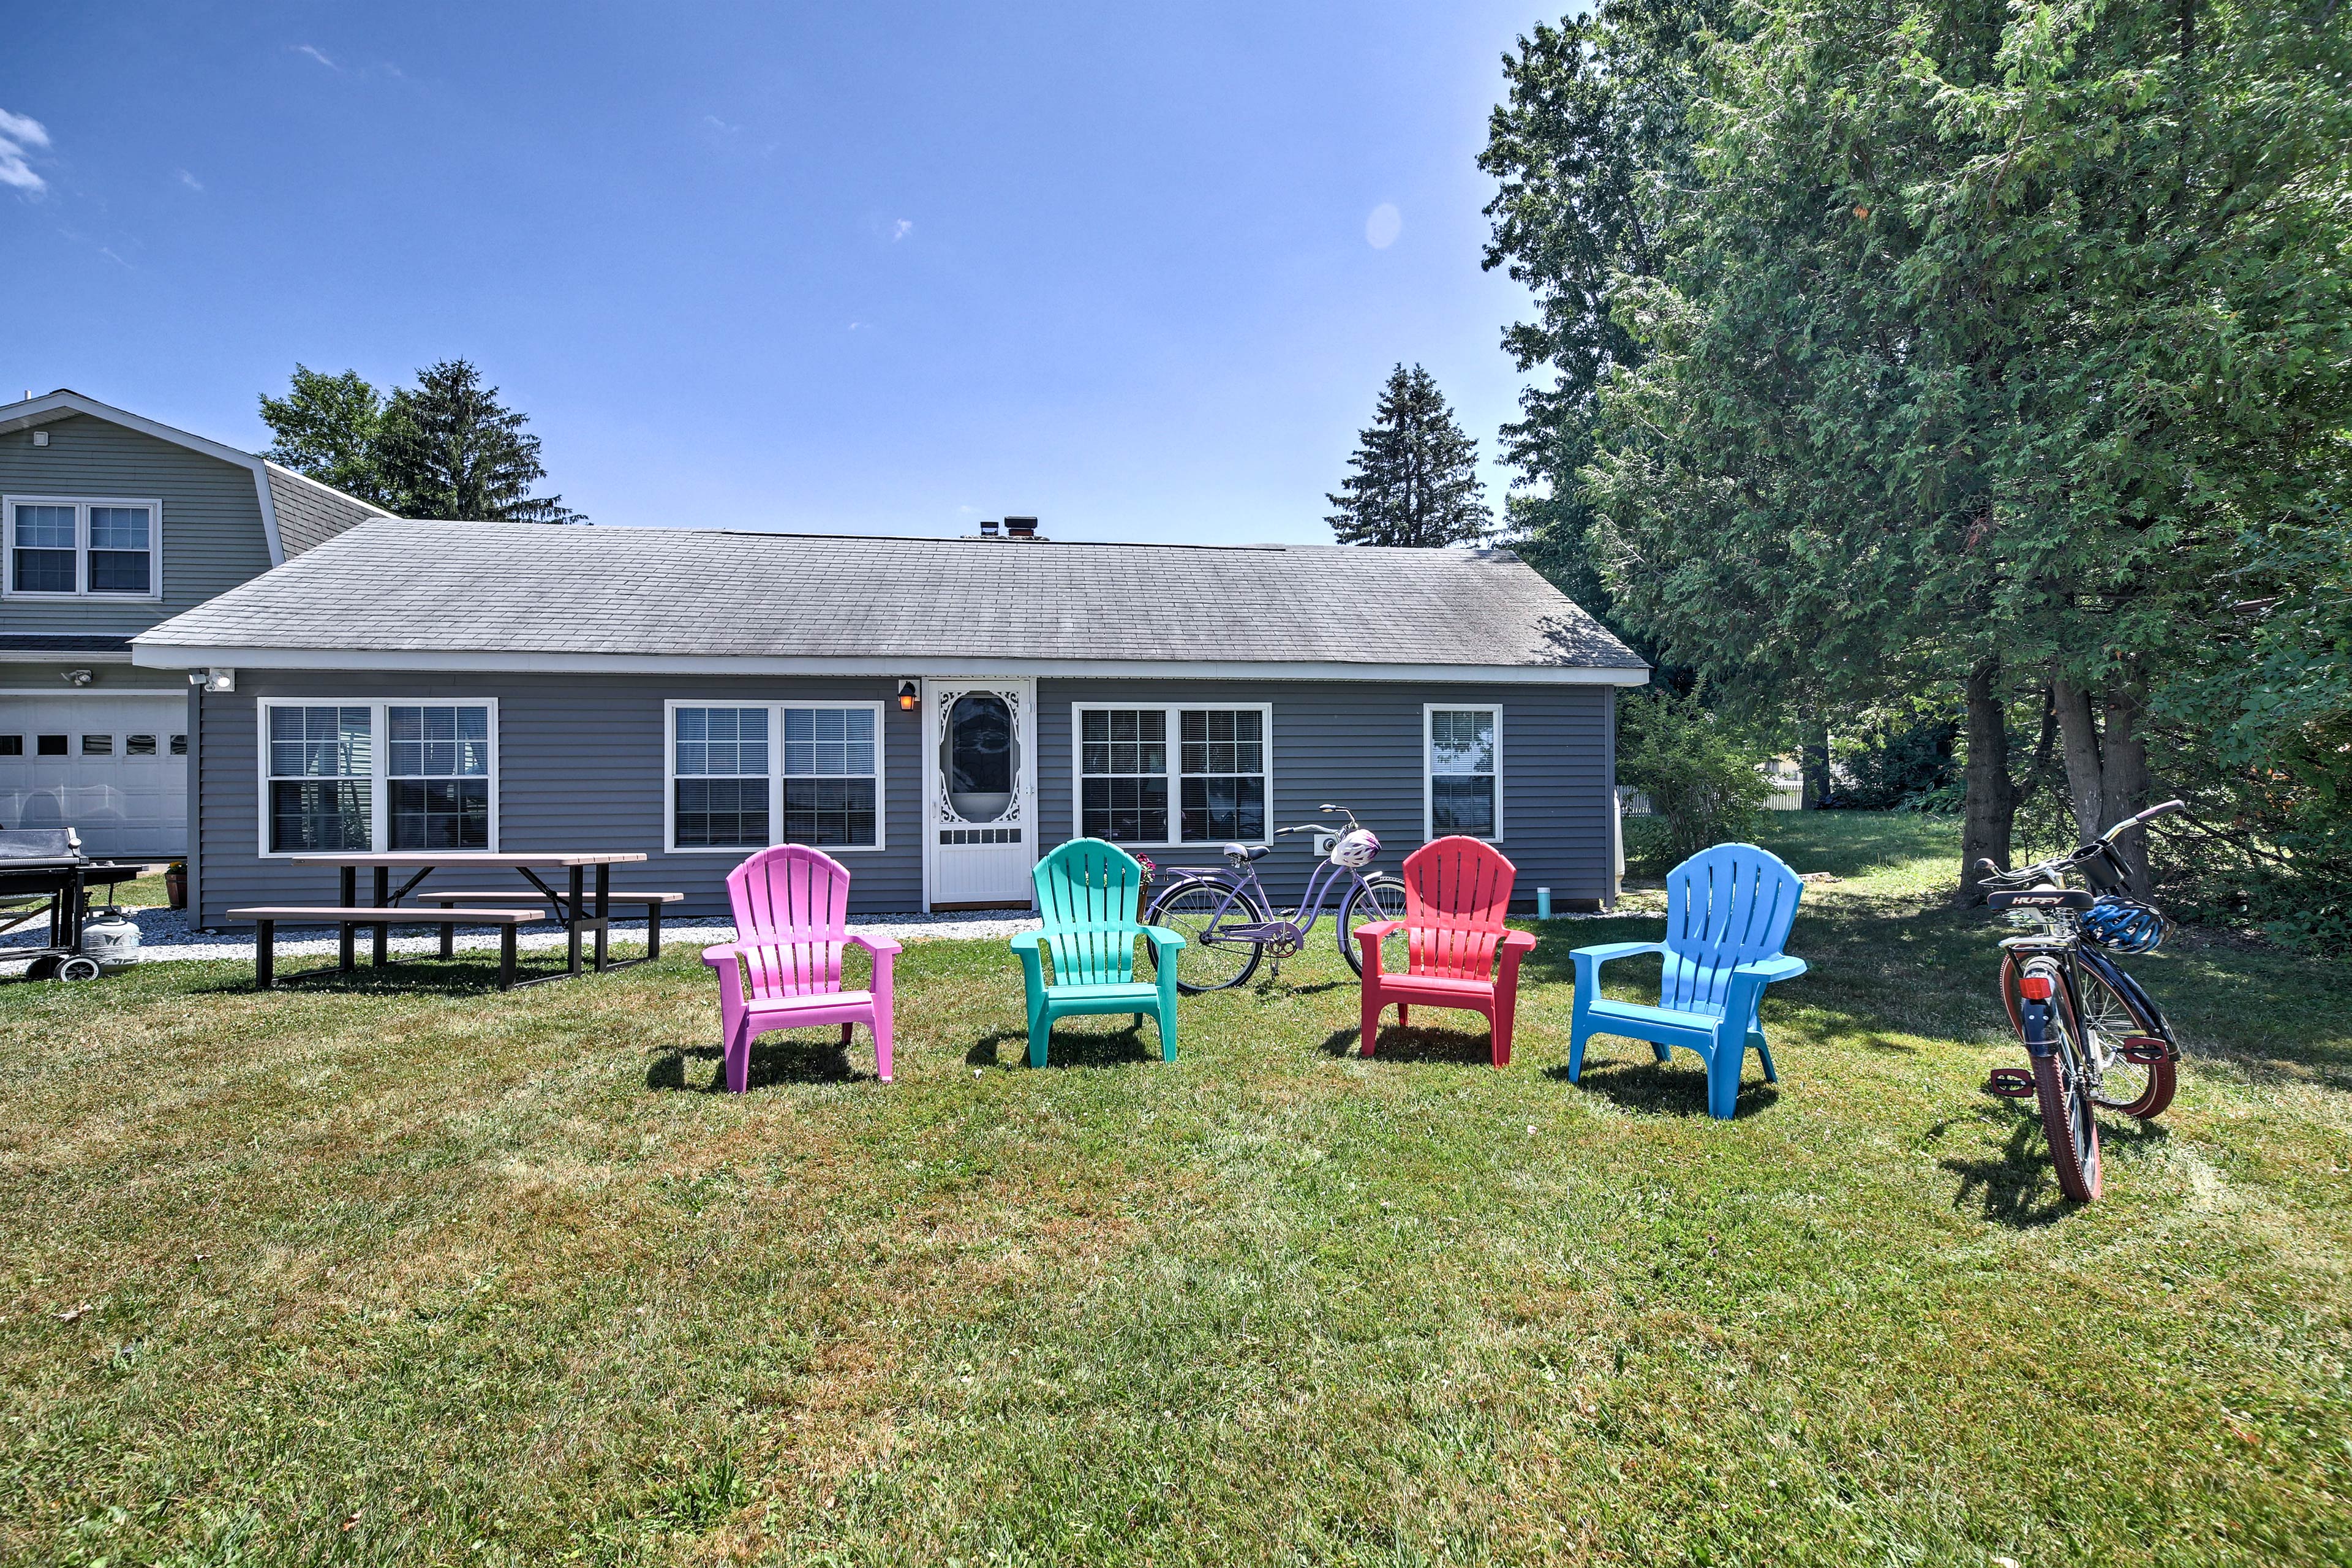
[1705,1040,1742,1120]
[1396,1003,1409,1028]
[840,1021,854,1049]
[725,1018,753,1094]
[873,1000,894,1084]
[1753,1031,1779,1084]
[1652,1041,1673,1064]
[1156,997,1178,1062]
[1028,1006,1051,1069]
[1490,1003,1512,1070]
[1360,987,1381,1057]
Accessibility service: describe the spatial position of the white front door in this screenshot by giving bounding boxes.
[921,678,1037,908]
[0,693,189,859]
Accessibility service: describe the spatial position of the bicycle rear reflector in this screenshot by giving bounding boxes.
[2017,974,2055,1000]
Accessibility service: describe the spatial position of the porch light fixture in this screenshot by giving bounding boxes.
[189,668,236,693]
[897,680,919,712]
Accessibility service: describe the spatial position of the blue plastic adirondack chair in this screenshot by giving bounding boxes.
[1011,838,1186,1068]
[1567,843,1807,1120]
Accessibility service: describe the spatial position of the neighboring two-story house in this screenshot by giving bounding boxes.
[0,390,393,858]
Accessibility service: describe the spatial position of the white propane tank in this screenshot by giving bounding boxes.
[81,907,141,972]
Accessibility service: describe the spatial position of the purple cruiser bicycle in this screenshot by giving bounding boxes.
[1144,804,1408,992]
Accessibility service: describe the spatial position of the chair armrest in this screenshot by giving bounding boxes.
[1500,930,1538,953]
[1139,924,1188,952]
[1733,954,1807,984]
[1571,940,1664,968]
[701,942,747,969]
[846,932,903,957]
[1352,919,1404,943]
[1008,931,1044,952]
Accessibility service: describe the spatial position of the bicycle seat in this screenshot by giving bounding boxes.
[1224,843,1270,862]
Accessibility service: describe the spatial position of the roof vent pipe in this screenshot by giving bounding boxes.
[978,519,1000,536]
[1005,516,1039,539]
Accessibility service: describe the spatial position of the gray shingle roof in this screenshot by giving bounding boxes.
[264,465,396,557]
[134,521,1645,671]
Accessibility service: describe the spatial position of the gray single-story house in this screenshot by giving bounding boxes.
[129,518,1647,922]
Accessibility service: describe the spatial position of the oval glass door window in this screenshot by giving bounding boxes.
[944,693,1016,821]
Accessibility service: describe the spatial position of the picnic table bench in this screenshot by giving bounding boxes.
[232,905,544,990]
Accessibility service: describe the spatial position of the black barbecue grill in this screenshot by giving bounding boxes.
[0,829,141,981]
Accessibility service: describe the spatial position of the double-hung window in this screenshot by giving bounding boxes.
[3,496,160,599]
[1425,705,1502,840]
[667,701,884,851]
[260,699,498,854]
[1075,703,1270,846]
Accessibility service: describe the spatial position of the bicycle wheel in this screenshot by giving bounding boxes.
[1339,876,1408,977]
[1147,877,1265,992]
[2075,960,2177,1119]
[2032,1005,2104,1203]
[2002,954,2176,1120]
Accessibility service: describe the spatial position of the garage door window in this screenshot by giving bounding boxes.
[37,736,65,756]
[126,735,156,756]
[2,496,162,600]
[81,735,112,756]
[0,736,19,756]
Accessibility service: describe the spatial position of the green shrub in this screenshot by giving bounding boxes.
[1618,690,1773,869]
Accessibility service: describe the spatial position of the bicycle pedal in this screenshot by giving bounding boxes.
[1985,1067,2038,1099]
[2121,1036,2171,1065]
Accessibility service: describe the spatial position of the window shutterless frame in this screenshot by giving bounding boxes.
[1423,703,1503,843]
[1069,701,1275,848]
[1,495,164,601]
[662,698,888,854]
[253,698,499,858]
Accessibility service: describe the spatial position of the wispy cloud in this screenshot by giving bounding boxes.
[891,218,913,242]
[0,107,51,195]
[177,168,203,192]
[292,43,339,70]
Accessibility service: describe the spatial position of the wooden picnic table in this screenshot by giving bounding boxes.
[287,851,650,984]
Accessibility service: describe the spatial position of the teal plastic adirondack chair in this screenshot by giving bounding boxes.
[1011,838,1186,1068]
[1568,843,1807,1120]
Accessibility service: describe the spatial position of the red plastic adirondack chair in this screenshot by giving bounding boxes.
[1355,836,1536,1068]
[701,845,900,1090]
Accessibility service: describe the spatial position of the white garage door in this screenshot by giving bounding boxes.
[0,695,189,859]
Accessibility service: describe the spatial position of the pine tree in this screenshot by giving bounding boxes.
[258,359,585,523]
[1325,364,1490,548]
[375,360,585,524]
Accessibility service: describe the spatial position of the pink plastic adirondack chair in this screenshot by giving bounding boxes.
[1355,836,1536,1068]
[701,845,900,1090]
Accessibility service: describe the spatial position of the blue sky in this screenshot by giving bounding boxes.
[2,2,1561,545]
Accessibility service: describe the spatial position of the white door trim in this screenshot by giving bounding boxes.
[919,676,1039,911]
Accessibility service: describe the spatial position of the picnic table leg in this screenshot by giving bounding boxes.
[499,925,516,990]
[439,901,455,960]
[371,867,390,968]
[339,868,356,973]
[567,865,584,978]
[256,921,275,989]
[594,864,611,971]
[647,902,663,961]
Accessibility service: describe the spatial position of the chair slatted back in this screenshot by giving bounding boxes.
[1401,836,1517,980]
[725,845,853,1000]
[1660,843,1804,1016]
[1032,838,1144,986]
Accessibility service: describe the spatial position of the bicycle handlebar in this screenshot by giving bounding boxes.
[1979,799,2187,888]
[2100,798,2187,842]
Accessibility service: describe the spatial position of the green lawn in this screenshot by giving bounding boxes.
[3,816,2347,1566]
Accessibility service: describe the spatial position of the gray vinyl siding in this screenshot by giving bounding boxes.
[265,468,392,556]
[194,671,1617,924]
[0,414,278,637]
[0,660,183,691]
[195,672,924,924]
[1039,679,1613,911]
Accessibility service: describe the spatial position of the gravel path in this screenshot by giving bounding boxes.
[0,904,1041,972]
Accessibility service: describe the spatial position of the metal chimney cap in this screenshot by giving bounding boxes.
[978,519,1001,535]
[1005,516,1039,538]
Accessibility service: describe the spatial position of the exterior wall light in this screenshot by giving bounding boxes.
[897,680,919,712]
[59,668,92,686]
[189,668,237,693]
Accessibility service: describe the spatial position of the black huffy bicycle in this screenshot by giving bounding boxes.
[1976,799,2187,1203]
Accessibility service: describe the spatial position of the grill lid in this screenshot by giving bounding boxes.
[0,829,85,862]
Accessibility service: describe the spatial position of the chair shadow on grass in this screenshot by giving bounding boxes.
[1540,1046,1782,1120]
[962,1019,1161,1071]
[1317,1023,1505,1068]
[646,1033,876,1092]
[1931,1101,2172,1229]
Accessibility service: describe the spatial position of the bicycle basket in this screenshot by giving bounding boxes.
[2080,895,2166,954]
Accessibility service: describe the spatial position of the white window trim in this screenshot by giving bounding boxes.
[663,698,888,854]
[254,697,500,858]
[1423,703,1504,844]
[1069,701,1276,849]
[2,494,165,602]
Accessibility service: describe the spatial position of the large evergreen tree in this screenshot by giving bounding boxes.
[258,359,585,524]
[1325,364,1491,548]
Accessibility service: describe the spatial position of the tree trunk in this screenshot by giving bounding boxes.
[1958,658,2016,905]
[2052,677,2105,843]
[1800,715,1832,810]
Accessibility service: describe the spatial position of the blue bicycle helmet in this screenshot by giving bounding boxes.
[2081,895,2166,953]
